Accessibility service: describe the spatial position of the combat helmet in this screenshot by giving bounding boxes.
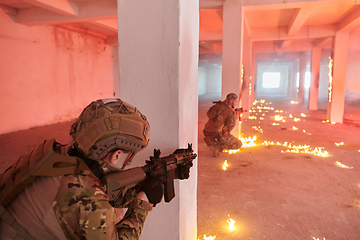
[226,93,238,101]
[70,98,150,167]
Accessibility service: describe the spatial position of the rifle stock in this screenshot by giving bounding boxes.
[101,143,197,204]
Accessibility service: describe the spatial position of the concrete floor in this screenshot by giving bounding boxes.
[1,96,360,240]
[197,95,360,240]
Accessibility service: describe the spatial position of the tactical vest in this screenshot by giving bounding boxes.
[0,139,91,240]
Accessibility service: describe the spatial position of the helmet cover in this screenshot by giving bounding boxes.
[70,98,150,164]
[226,93,238,101]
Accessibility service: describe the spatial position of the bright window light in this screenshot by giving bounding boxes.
[262,72,280,88]
[296,72,311,88]
[305,72,311,88]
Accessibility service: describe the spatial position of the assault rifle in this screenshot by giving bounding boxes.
[101,144,197,204]
[234,107,248,121]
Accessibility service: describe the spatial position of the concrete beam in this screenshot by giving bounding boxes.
[16,0,116,25]
[92,19,118,33]
[337,5,360,32]
[242,0,359,11]
[199,0,223,9]
[251,24,336,41]
[311,37,330,47]
[21,0,78,16]
[0,4,17,16]
[253,40,313,53]
[199,30,222,41]
[288,6,315,36]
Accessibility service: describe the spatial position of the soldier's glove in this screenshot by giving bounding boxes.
[175,162,193,179]
[141,177,164,206]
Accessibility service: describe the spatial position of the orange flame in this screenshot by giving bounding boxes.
[335,161,353,169]
[227,217,236,231]
[222,160,229,170]
[198,235,216,240]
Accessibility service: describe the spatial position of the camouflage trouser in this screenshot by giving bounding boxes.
[203,130,242,150]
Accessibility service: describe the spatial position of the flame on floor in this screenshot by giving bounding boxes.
[335,161,353,169]
[227,216,236,231]
[335,142,344,146]
[197,235,216,240]
[222,160,229,170]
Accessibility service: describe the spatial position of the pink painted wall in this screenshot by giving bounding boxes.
[0,10,118,135]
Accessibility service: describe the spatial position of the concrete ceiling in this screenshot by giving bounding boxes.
[1,0,360,60]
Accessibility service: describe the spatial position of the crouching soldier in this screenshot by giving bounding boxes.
[203,93,243,157]
[0,98,163,240]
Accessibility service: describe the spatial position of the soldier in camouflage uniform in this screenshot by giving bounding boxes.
[203,93,243,157]
[0,98,163,240]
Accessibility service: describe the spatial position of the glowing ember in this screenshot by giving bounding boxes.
[336,161,353,169]
[252,126,263,133]
[272,123,279,126]
[291,101,298,104]
[331,122,336,124]
[227,217,236,231]
[249,116,257,120]
[294,117,301,122]
[335,142,344,146]
[289,114,293,118]
[301,113,306,117]
[198,235,216,240]
[222,160,229,170]
[292,126,298,130]
[260,117,264,120]
[312,237,326,240]
[274,115,284,121]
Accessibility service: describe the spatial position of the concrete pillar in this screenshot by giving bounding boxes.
[250,50,256,105]
[117,0,198,239]
[291,59,299,101]
[298,54,307,104]
[241,36,252,119]
[222,1,243,137]
[309,48,321,110]
[328,31,349,123]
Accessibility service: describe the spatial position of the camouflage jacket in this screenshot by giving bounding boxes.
[203,101,236,134]
[53,172,153,240]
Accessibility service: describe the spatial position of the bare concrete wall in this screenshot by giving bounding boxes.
[0,10,117,135]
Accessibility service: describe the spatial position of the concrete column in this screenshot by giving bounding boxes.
[298,54,307,104]
[309,48,321,110]
[117,0,198,239]
[241,36,252,119]
[291,59,299,101]
[222,1,243,137]
[250,50,256,105]
[328,31,349,123]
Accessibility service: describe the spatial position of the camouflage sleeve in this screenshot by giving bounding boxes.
[224,107,236,132]
[53,174,152,240]
[116,199,153,240]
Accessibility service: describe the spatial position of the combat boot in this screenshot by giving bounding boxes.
[209,145,220,157]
